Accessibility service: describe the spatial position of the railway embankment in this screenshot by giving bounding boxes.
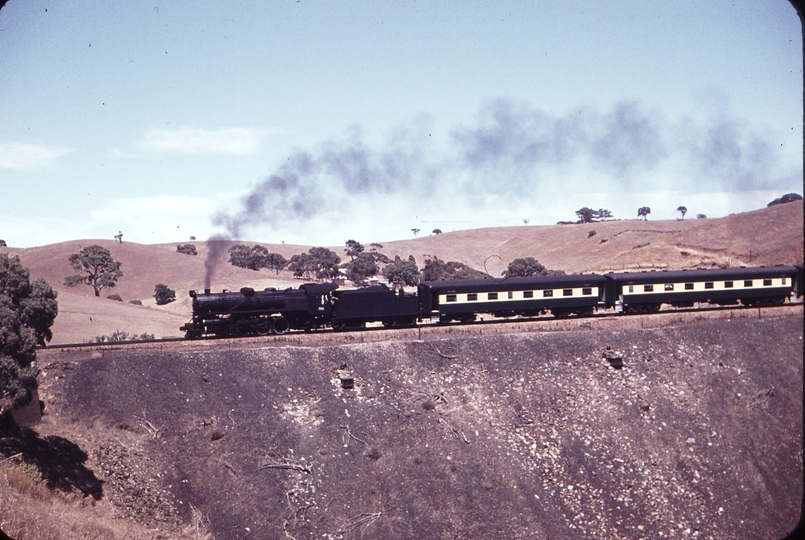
[18,312,805,539]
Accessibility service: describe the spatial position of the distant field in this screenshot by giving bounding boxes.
[5,200,802,343]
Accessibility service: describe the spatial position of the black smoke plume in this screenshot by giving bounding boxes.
[203,99,794,286]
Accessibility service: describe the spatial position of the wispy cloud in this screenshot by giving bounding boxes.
[86,193,245,244]
[138,126,267,155]
[0,143,72,169]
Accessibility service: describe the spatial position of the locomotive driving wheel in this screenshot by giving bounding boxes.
[272,316,290,335]
[255,320,271,336]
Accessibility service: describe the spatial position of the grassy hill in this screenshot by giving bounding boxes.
[4,200,802,344]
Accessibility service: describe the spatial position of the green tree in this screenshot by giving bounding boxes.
[421,257,486,281]
[176,243,197,255]
[448,263,486,280]
[676,206,687,220]
[767,193,803,207]
[501,257,565,277]
[64,245,123,297]
[432,229,442,235]
[576,208,612,223]
[154,283,176,305]
[228,244,252,269]
[265,252,288,275]
[638,206,651,220]
[289,248,342,280]
[502,257,546,277]
[344,239,365,260]
[421,257,448,281]
[228,244,269,270]
[382,255,420,289]
[288,252,315,279]
[344,252,379,286]
[308,247,341,280]
[1,254,58,416]
[249,245,269,269]
[575,207,595,223]
[369,251,390,265]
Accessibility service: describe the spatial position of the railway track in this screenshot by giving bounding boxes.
[38,301,803,352]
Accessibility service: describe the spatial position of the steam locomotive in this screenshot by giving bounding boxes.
[180,265,804,339]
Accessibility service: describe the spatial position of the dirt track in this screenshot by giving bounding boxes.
[32,310,803,539]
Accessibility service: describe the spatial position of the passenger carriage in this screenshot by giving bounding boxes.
[605,266,800,314]
[418,274,608,323]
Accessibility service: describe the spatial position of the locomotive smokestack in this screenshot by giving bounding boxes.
[203,236,229,290]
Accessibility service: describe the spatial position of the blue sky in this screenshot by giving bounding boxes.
[0,0,801,247]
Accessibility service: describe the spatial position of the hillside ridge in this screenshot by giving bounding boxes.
[3,201,801,343]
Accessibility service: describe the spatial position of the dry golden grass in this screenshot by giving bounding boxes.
[0,458,212,540]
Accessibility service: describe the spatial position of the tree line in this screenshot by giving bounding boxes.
[225,239,564,289]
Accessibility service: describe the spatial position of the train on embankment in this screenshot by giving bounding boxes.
[179,265,805,339]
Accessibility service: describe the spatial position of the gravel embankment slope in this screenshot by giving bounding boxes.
[36,312,803,539]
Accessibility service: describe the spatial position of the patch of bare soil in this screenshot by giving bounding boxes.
[33,311,803,539]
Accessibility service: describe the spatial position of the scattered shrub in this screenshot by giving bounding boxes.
[128,299,142,305]
[588,230,597,238]
[177,243,198,256]
[767,193,802,207]
[4,462,51,502]
[17,462,43,484]
[107,294,123,302]
[94,331,155,343]
[154,283,176,305]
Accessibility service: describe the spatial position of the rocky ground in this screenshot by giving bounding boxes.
[24,308,803,539]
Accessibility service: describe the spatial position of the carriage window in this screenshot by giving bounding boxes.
[488,292,498,300]
[782,277,787,285]
[664,284,674,291]
[685,283,694,290]
[446,294,457,302]
[705,282,714,289]
[644,284,654,292]
[744,280,753,287]
[582,288,592,295]
[763,279,772,286]
[628,285,634,293]
[523,291,533,298]
[724,281,733,288]
[563,289,573,296]
[508,291,513,299]
[543,290,553,297]
[467,293,478,301]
